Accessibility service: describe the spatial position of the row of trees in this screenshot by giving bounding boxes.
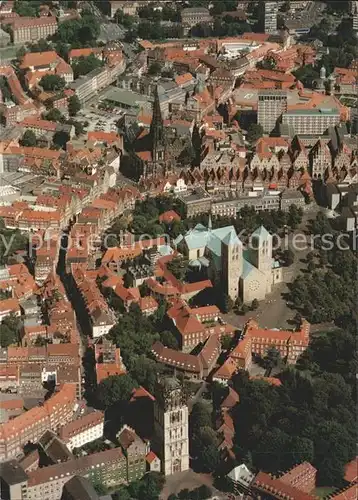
[289,213,356,327]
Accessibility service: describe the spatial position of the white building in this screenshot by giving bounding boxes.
[261,2,278,34]
[58,411,104,451]
[153,378,189,476]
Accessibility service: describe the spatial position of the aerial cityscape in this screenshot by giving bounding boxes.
[0,1,356,499]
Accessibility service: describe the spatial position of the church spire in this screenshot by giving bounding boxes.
[150,85,165,161]
[208,214,212,231]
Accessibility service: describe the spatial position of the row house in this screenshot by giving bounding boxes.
[72,267,115,339]
[181,164,311,195]
[17,209,62,232]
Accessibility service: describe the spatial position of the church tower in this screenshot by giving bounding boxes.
[221,228,243,301]
[248,226,273,273]
[153,377,189,476]
[150,86,166,165]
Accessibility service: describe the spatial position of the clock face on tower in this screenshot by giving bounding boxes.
[249,279,260,292]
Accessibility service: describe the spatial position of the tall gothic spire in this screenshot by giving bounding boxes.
[150,85,165,160]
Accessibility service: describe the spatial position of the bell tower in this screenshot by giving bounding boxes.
[153,377,189,476]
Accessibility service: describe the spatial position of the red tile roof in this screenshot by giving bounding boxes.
[12,16,57,29]
[344,457,358,484]
[130,386,155,402]
[146,450,159,463]
[20,51,58,69]
[59,411,104,441]
[159,210,181,224]
[252,472,315,500]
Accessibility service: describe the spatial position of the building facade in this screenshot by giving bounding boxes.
[261,1,278,34]
[258,90,287,133]
[282,108,340,135]
[153,378,189,476]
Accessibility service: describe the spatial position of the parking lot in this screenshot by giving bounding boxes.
[76,108,123,133]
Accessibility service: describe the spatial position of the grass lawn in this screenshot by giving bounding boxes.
[314,487,337,498]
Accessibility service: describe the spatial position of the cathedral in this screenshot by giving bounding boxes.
[175,221,283,304]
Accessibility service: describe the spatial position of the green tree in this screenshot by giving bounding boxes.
[246,123,264,142]
[97,374,137,409]
[313,420,354,485]
[160,330,179,350]
[287,204,303,229]
[68,94,81,116]
[220,334,232,351]
[14,0,39,17]
[221,293,234,313]
[45,108,65,123]
[39,74,66,91]
[71,54,102,79]
[0,223,28,265]
[20,130,37,147]
[53,131,69,149]
[264,346,282,370]
[0,313,21,348]
[148,61,161,75]
[167,256,189,282]
[282,248,295,266]
[130,355,160,394]
[190,401,212,436]
[27,39,52,52]
[114,9,135,28]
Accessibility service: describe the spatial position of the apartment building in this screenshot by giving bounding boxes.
[58,411,104,452]
[26,448,127,500]
[70,59,125,104]
[0,384,76,461]
[257,90,288,133]
[260,1,278,34]
[9,16,58,44]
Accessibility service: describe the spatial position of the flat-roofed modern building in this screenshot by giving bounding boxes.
[282,108,341,135]
[257,90,288,133]
[261,1,278,34]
